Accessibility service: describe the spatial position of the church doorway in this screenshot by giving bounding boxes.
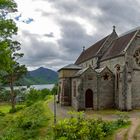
[85,89,93,108]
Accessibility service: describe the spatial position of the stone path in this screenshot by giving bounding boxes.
[48,101,140,140]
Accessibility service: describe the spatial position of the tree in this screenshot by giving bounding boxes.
[0,0,17,70]
[0,0,27,110]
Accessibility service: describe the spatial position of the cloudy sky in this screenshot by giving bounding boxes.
[13,0,140,71]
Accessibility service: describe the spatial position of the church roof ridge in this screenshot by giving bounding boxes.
[119,26,140,37]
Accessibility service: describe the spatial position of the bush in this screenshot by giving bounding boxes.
[0,90,11,102]
[116,113,130,127]
[25,88,51,106]
[0,111,5,116]
[0,102,49,140]
[54,111,130,140]
[16,102,47,129]
[9,106,24,113]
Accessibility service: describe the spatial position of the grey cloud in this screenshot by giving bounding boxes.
[19,30,60,68]
[46,0,140,33]
[57,20,95,59]
[19,0,140,70]
[44,32,54,38]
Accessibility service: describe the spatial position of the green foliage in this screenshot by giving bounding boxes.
[54,111,130,140]
[51,84,58,95]
[25,88,51,106]
[116,112,130,126]
[0,102,49,140]
[0,111,5,116]
[0,89,10,101]
[9,105,24,113]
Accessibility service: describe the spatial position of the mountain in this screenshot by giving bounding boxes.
[20,67,58,85]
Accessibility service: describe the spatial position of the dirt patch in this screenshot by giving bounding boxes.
[115,128,128,140]
[127,118,140,140]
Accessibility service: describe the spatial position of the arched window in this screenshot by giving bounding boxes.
[73,81,76,97]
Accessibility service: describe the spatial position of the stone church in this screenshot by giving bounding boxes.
[58,26,140,111]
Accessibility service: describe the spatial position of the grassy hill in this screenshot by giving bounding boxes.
[20,67,58,85]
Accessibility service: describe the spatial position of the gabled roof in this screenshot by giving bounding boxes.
[58,64,81,72]
[101,30,137,61]
[95,66,113,74]
[75,35,109,65]
[73,66,113,77]
[74,67,89,77]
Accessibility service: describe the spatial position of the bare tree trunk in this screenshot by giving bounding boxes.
[10,77,16,110]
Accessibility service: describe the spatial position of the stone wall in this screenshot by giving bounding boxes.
[59,69,79,78]
[100,56,125,73]
[98,69,114,109]
[59,77,71,106]
[132,70,140,108]
[81,68,98,110]
[79,57,98,69]
[71,77,81,110]
[125,31,140,109]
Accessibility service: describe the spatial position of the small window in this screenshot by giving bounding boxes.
[116,73,119,89]
[73,81,76,97]
[115,64,120,71]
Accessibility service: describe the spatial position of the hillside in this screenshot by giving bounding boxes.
[20,67,58,85]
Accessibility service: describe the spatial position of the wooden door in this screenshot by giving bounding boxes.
[85,89,93,108]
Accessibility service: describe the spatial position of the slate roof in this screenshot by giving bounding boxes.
[101,30,137,61]
[58,64,81,72]
[74,67,89,77]
[75,27,138,64]
[75,35,109,64]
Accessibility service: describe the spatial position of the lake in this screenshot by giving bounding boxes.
[5,84,55,90]
[30,84,55,90]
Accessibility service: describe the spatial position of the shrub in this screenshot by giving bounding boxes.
[0,102,49,140]
[16,102,47,129]
[54,111,130,140]
[116,113,130,127]
[0,90,10,102]
[9,106,24,113]
[25,88,51,106]
[0,111,5,116]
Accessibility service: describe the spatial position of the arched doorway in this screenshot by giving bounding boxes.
[85,89,93,108]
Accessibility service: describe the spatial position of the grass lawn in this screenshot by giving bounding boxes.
[0,103,25,113]
[0,103,11,113]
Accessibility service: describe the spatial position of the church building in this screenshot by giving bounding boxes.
[58,26,140,111]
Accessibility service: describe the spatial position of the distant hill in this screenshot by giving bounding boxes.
[20,67,58,85]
